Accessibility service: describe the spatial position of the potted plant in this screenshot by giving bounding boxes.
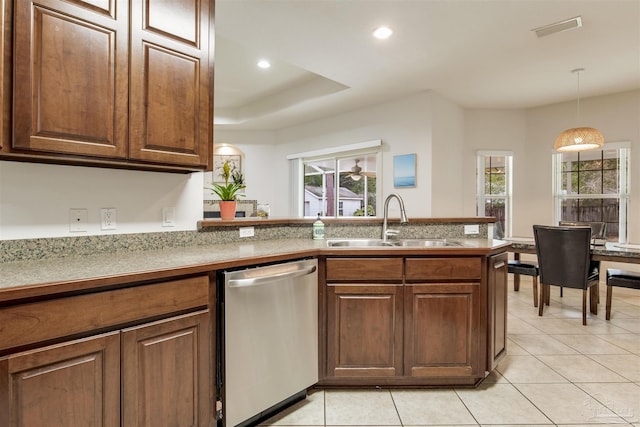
[208,161,245,220]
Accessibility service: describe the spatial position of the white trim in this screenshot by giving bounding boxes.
[602,141,631,150]
[286,139,382,160]
[476,150,514,157]
[552,145,630,243]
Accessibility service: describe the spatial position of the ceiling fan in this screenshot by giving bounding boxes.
[347,159,376,181]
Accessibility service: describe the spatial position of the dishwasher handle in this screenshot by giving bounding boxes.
[227,264,317,288]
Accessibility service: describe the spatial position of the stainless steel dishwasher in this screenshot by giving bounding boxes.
[218,258,318,427]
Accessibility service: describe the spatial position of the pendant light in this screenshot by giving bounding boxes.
[554,68,604,152]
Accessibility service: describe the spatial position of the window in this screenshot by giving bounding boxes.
[477,152,513,237]
[553,144,630,242]
[303,153,378,217]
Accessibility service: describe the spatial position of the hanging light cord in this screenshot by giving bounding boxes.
[572,67,584,125]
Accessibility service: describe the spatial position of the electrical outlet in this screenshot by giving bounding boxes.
[239,226,255,238]
[464,224,480,235]
[162,207,176,227]
[69,209,88,232]
[101,208,117,230]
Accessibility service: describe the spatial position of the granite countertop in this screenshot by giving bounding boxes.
[0,238,508,301]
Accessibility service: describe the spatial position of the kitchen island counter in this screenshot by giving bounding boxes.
[0,238,508,302]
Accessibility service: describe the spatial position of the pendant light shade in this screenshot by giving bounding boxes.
[554,126,604,152]
[554,68,604,152]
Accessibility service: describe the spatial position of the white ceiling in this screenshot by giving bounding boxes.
[213,0,640,131]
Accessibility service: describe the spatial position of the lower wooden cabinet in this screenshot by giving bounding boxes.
[405,282,481,378]
[487,252,508,370]
[322,255,495,386]
[0,310,210,427]
[0,332,121,427]
[122,311,211,427]
[326,284,403,378]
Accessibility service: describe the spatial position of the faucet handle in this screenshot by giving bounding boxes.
[385,228,400,238]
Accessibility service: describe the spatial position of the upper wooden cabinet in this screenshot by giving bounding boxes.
[13,0,129,159]
[128,0,212,167]
[7,0,212,171]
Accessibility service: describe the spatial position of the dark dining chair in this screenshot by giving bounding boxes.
[559,221,607,241]
[533,225,600,325]
[606,269,640,320]
[508,260,539,307]
[556,221,606,298]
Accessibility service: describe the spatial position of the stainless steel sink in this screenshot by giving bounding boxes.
[326,238,462,248]
[326,239,397,247]
[394,238,462,247]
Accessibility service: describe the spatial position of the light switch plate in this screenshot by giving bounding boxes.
[162,207,176,227]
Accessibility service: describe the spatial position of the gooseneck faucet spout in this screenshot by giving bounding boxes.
[382,193,409,241]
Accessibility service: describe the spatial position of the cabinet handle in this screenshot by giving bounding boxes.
[494,261,505,269]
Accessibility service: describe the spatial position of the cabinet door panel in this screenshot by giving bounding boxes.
[326,257,403,281]
[129,0,211,167]
[405,283,481,377]
[488,252,508,369]
[13,0,128,158]
[406,257,481,281]
[121,310,211,427]
[326,284,403,377]
[0,332,120,427]
[145,0,198,46]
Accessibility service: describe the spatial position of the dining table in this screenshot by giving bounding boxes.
[504,238,640,293]
[505,238,640,264]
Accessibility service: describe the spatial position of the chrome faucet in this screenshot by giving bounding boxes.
[382,193,409,241]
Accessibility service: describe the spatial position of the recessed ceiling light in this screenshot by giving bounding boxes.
[257,59,271,69]
[372,26,393,40]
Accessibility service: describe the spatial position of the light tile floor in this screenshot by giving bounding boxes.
[261,279,640,426]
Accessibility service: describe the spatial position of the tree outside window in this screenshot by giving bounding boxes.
[477,153,512,238]
[554,146,630,241]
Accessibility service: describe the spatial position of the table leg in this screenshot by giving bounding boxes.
[513,253,520,292]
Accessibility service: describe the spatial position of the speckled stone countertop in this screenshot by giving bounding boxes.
[0,237,509,301]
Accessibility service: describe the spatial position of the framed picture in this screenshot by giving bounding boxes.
[214,154,241,183]
[393,154,416,188]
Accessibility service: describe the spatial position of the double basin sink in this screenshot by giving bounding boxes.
[326,238,463,248]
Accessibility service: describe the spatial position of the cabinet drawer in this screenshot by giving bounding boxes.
[405,257,481,281]
[0,275,209,353]
[326,258,403,281]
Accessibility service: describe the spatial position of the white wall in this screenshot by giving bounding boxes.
[270,91,437,218]
[525,90,640,242]
[431,92,466,216]
[3,89,638,244]
[206,130,278,205]
[0,161,204,240]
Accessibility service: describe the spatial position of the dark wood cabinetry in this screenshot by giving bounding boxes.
[5,0,213,171]
[13,0,129,159]
[128,0,212,167]
[404,257,482,382]
[322,254,504,386]
[0,332,121,427]
[0,276,213,427]
[327,283,404,378]
[325,258,404,379]
[487,252,508,370]
[404,283,481,379]
[122,311,211,427]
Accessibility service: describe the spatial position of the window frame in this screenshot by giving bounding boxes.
[552,142,630,243]
[476,151,513,238]
[287,141,382,218]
